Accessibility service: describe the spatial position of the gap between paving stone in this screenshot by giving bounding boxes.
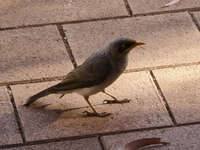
[6,86,26,143]
[189,12,200,31]
[149,71,177,126]
[0,126,170,149]
[57,25,77,68]
[0,87,22,145]
[2,62,200,87]
[0,137,102,150]
[2,122,200,149]
[1,8,200,32]
[134,7,200,17]
[123,0,133,16]
[0,16,130,32]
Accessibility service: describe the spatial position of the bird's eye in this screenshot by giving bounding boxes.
[118,44,126,53]
[119,42,134,53]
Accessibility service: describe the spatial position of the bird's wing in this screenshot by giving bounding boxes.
[51,55,112,92]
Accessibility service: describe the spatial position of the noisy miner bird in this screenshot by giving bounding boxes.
[24,37,145,117]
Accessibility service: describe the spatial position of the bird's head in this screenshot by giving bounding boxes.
[108,37,145,59]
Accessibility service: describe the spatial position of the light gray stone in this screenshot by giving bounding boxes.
[153,65,200,124]
[63,12,200,70]
[193,11,200,28]
[0,0,128,28]
[0,25,73,83]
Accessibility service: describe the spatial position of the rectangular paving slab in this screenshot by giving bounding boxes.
[11,71,172,141]
[127,0,200,15]
[153,65,200,124]
[0,0,128,28]
[102,124,200,150]
[0,25,73,83]
[63,12,200,70]
[5,137,101,150]
[0,87,22,145]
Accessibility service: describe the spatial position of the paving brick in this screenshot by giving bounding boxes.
[0,0,128,28]
[153,65,200,124]
[0,87,22,145]
[0,25,73,83]
[6,137,101,150]
[127,0,200,15]
[102,124,200,150]
[63,12,200,70]
[11,71,171,141]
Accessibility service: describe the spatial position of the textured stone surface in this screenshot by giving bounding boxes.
[0,87,22,145]
[11,71,171,141]
[102,124,200,150]
[6,137,101,150]
[0,0,128,28]
[0,25,73,83]
[153,65,200,124]
[63,12,200,70]
[127,0,200,15]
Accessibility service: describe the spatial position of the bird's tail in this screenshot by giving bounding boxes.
[24,87,53,107]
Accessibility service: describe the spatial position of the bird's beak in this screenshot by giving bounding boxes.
[136,41,146,46]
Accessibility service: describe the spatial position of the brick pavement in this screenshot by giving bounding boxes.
[0,0,200,149]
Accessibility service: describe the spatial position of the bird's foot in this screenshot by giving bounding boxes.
[103,99,131,104]
[83,111,111,117]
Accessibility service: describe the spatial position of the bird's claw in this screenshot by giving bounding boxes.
[103,99,131,104]
[83,111,111,117]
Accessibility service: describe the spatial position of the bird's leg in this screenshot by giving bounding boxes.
[83,96,111,117]
[102,90,131,104]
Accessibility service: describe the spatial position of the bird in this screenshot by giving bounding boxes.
[24,37,145,117]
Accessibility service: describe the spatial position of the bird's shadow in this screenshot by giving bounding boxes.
[0,95,133,142]
[17,105,64,133]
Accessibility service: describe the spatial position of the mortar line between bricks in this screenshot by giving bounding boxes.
[6,85,26,143]
[149,71,177,125]
[98,136,105,150]
[188,12,200,32]
[0,7,200,32]
[124,61,200,73]
[0,125,172,149]
[0,15,130,32]
[0,76,66,87]
[2,122,200,149]
[57,25,77,68]
[123,0,133,16]
[133,7,200,17]
[1,61,200,87]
